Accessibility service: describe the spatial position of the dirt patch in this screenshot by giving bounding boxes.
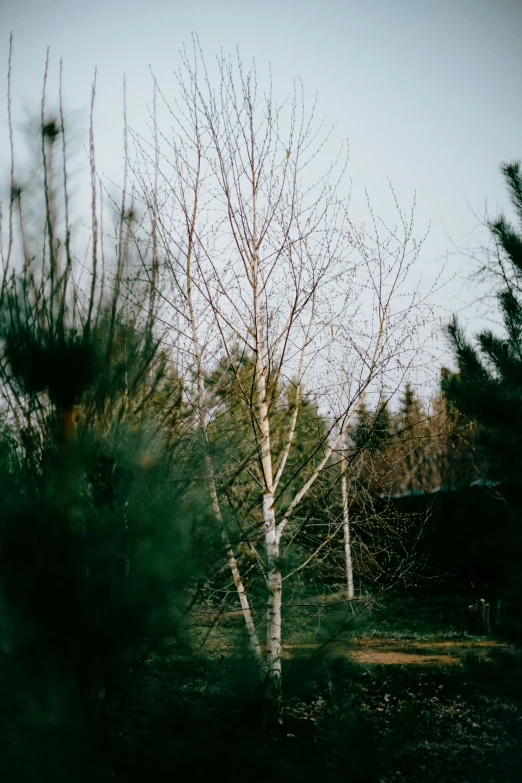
[342,637,506,649]
[205,635,506,666]
[349,649,461,665]
[391,639,505,649]
[281,637,506,665]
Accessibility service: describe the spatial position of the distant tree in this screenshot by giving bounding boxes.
[350,398,394,495]
[395,383,430,493]
[427,371,483,491]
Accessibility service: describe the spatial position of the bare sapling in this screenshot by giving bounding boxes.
[131,38,434,724]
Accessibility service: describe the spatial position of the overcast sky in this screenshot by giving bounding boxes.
[1,0,521,391]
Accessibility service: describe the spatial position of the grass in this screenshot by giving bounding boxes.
[139,592,521,782]
[194,592,487,658]
[28,593,512,780]
[116,636,522,782]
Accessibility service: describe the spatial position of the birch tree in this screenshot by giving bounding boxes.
[132,40,432,724]
[341,431,355,600]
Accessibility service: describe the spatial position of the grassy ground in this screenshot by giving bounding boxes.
[191,591,493,655]
[115,594,522,782]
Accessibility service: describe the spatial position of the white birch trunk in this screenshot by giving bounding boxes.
[341,472,355,601]
[222,529,264,668]
[255,333,283,723]
[200,402,263,668]
[207,454,264,668]
[265,506,283,724]
[341,431,354,600]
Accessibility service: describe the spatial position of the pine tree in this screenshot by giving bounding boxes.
[443,160,522,492]
[395,383,429,494]
[351,398,393,494]
[0,85,197,781]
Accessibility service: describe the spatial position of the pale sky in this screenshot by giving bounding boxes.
[1,0,521,394]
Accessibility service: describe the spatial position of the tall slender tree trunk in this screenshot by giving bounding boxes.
[206,454,264,668]
[201,412,263,667]
[256,347,283,724]
[263,492,283,725]
[341,433,355,600]
[222,529,264,669]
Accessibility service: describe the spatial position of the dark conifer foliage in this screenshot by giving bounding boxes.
[352,399,392,453]
[443,161,522,491]
[0,62,196,780]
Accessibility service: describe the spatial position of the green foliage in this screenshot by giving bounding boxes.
[444,160,522,490]
[205,347,330,536]
[0,102,199,780]
[352,398,392,452]
[0,417,198,781]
